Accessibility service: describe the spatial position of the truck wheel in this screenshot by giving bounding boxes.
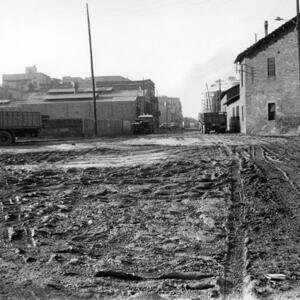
[0,131,13,146]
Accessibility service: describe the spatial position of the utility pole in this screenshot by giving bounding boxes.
[297,0,300,85]
[218,79,222,112]
[206,83,212,112]
[142,78,145,115]
[86,3,98,136]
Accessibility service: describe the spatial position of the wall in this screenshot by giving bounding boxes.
[0,100,137,137]
[225,100,244,132]
[241,28,300,135]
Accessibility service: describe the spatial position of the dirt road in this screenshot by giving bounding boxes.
[0,132,299,300]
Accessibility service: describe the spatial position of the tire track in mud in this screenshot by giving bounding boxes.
[260,146,300,195]
[220,146,249,299]
[244,144,300,298]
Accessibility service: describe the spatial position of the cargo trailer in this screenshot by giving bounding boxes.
[0,111,42,145]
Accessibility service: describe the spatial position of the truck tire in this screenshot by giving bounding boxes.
[0,131,13,146]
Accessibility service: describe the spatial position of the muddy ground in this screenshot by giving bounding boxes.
[0,132,299,300]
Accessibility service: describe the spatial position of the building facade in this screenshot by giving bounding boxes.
[1,71,160,136]
[235,17,300,135]
[158,96,183,127]
[2,66,52,94]
[0,78,160,137]
[220,84,242,132]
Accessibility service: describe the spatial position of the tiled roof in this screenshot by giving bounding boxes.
[235,16,297,63]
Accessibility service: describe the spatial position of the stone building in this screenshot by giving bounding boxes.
[158,96,183,127]
[235,16,300,135]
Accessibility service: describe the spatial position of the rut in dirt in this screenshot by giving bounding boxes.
[221,147,248,299]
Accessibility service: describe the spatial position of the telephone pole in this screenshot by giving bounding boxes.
[218,79,222,112]
[86,3,98,136]
[297,0,300,85]
[205,83,212,112]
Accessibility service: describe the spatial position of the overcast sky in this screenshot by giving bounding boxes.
[0,0,296,117]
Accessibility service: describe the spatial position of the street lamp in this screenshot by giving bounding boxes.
[274,16,285,21]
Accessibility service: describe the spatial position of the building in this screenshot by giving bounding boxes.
[2,66,52,94]
[61,76,159,121]
[235,16,300,135]
[0,77,160,137]
[201,77,239,113]
[158,96,183,127]
[201,91,217,113]
[220,84,241,132]
[0,89,141,137]
[183,117,198,129]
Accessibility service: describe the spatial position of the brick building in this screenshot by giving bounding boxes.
[235,16,300,135]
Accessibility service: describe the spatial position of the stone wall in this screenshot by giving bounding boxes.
[241,28,300,135]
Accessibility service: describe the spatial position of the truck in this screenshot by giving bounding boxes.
[131,114,154,134]
[199,112,227,134]
[0,111,42,145]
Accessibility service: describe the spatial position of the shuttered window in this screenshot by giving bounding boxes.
[267,57,276,76]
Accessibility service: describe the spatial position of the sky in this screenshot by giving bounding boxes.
[0,0,297,117]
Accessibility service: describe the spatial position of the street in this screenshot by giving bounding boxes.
[0,132,300,300]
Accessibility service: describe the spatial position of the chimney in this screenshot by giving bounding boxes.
[264,20,268,36]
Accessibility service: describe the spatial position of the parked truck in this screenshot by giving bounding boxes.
[199,112,227,134]
[131,114,154,134]
[0,111,42,145]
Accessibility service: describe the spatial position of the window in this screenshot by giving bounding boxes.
[232,107,235,117]
[268,103,276,120]
[267,57,276,76]
[236,106,240,117]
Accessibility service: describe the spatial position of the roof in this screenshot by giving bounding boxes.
[81,87,113,93]
[0,100,11,105]
[2,72,51,81]
[2,74,32,81]
[48,88,76,94]
[44,93,98,101]
[47,87,114,95]
[221,84,240,106]
[235,16,297,63]
[87,76,130,82]
[99,95,138,102]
